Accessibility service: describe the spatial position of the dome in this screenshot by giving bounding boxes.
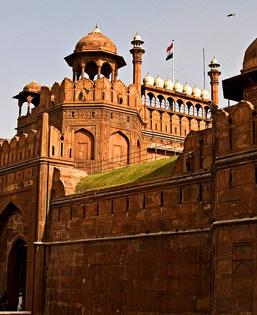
[23,81,41,93]
[143,73,154,85]
[201,88,210,99]
[164,78,173,90]
[242,38,257,74]
[210,57,219,66]
[174,80,183,93]
[183,82,192,94]
[192,85,201,97]
[133,33,142,41]
[154,75,164,88]
[75,26,117,54]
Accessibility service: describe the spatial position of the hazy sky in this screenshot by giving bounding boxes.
[0,0,257,139]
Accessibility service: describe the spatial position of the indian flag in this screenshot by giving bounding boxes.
[166,41,173,61]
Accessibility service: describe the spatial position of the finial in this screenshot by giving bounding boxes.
[91,25,101,34]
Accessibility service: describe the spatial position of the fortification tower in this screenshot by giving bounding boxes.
[223,37,257,105]
[65,25,126,82]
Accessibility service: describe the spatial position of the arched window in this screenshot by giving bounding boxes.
[176,99,184,113]
[195,104,201,117]
[167,97,174,111]
[156,95,165,108]
[101,62,112,79]
[204,106,211,119]
[85,61,98,80]
[186,102,193,115]
[146,93,155,106]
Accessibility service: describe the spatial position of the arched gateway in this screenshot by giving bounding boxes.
[0,203,27,311]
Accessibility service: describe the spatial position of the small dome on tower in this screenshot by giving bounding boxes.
[192,85,201,97]
[131,32,144,48]
[164,78,173,90]
[242,38,257,74]
[133,33,142,41]
[154,75,164,88]
[183,82,192,94]
[209,56,220,69]
[143,73,154,85]
[23,81,41,93]
[201,88,210,99]
[174,80,183,93]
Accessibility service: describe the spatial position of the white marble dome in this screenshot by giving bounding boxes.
[174,80,183,93]
[164,78,173,90]
[143,73,154,85]
[201,88,210,99]
[183,82,192,94]
[154,75,164,88]
[192,85,201,97]
[133,33,142,41]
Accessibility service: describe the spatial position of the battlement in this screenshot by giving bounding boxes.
[0,130,41,167]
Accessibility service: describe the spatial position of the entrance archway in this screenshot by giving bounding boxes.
[7,238,27,311]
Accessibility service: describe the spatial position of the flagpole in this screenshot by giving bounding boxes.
[172,40,175,83]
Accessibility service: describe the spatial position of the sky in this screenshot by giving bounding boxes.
[0,0,257,139]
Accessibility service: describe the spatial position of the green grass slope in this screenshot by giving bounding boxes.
[75,156,178,193]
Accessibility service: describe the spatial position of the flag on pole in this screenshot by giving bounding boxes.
[166,41,174,61]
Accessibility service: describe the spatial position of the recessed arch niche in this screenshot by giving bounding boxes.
[109,131,129,166]
[74,129,95,161]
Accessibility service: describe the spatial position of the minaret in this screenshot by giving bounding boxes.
[130,33,145,94]
[208,57,221,105]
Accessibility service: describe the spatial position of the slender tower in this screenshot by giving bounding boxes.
[208,57,221,105]
[130,33,145,95]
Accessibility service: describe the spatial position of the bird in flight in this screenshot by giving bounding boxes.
[227,13,236,17]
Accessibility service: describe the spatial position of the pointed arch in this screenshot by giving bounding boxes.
[146,92,155,106]
[109,131,130,166]
[0,203,27,311]
[233,261,253,312]
[7,238,27,311]
[167,97,174,111]
[74,129,95,161]
[85,61,98,80]
[101,62,112,79]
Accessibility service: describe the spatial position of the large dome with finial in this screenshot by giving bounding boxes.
[242,38,257,74]
[75,25,117,54]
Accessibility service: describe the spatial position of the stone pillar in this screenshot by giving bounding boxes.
[27,96,32,115]
[81,63,85,79]
[97,65,101,79]
[130,47,145,95]
[18,99,22,118]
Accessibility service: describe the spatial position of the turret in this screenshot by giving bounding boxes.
[130,33,145,94]
[208,57,221,105]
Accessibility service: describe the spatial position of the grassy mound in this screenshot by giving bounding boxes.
[75,156,178,193]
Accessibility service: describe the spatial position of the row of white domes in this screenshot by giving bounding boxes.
[143,73,210,99]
